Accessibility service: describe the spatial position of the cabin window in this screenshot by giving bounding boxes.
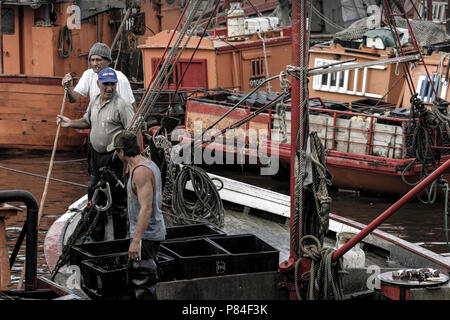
[312,58,349,93]
[2,8,14,35]
[251,59,264,78]
[416,74,448,103]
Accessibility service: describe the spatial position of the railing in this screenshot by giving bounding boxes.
[184,93,450,163]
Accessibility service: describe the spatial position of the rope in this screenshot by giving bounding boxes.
[292,0,312,257]
[311,5,345,31]
[130,0,213,135]
[171,165,224,227]
[297,235,347,300]
[189,74,284,149]
[256,31,271,92]
[309,131,332,244]
[401,94,442,193]
[0,165,88,188]
[58,25,72,58]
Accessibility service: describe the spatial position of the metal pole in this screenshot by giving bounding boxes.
[427,0,432,21]
[332,157,450,261]
[0,190,38,291]
[111,7,131,54]
[289,0,301,261]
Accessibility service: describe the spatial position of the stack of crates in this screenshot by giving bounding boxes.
[69,223,226,299]
[69,224,280,299]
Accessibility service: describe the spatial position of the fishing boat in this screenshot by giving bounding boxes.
[42,169,450,300]
[0,0,292,152]
[30,0,450,301]
[136,2,450,195]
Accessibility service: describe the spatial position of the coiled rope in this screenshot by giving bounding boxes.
[58,25,72,58]
[401,94,442,202]
[172,165,224,227]
[296,235,347,300]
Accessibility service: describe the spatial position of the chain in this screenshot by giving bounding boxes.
[144,134,178,206]
[275,72,291,143]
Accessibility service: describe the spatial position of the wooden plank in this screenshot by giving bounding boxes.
[185,173,290,218]
[0,119,84,150]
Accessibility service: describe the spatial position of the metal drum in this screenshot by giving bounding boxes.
[377,271,449,300]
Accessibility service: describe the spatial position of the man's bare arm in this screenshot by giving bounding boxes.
[128,166,154,260]
[56,115,90,129]
[62,73,82,103]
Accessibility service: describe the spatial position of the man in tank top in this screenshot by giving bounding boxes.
[107,130,166,299]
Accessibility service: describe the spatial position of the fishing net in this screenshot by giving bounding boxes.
[333,16,446,47]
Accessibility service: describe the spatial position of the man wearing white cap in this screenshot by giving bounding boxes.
[62,42,136,109]
[57,67,134,241]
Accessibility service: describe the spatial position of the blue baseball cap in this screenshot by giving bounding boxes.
[98,67,118,83]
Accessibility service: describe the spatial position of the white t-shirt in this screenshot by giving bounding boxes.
[74,68,135,104]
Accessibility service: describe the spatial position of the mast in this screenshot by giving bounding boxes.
[289,0,306,262]
[280,0,310,300]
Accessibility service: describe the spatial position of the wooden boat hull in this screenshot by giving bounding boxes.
[44,183,450,300]
[0,76,87,151]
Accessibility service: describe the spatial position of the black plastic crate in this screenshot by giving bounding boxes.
[69,224,225,266]
[160,238,231,280]
[164,223,226,242]
[80,253,130,300]
[157,252,175,282]
[80,251,175,299]
[69,238,130,267]
[208,234,279,274]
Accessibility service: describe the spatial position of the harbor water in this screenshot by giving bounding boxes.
[0,151,449,288]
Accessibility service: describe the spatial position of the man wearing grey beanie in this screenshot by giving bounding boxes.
[61,42,136,109]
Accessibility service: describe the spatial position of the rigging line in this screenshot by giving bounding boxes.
[132,0,206,129]
[132,0,211,133]
[38,158,87,164]
[0,165,88,188]
[172,0,222,99]
[245,0,262,17]
[131,0,192,124]
[133,3,219,135]
[311,5,345,31]
[372,73,406,108]
[382,1,416,96]
[384,1,441,170]
[194,91,288,149]
[388,0,439,101]
[410,0,422,19]
[188,74,283,148]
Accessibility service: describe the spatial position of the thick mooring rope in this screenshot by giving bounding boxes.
[296,235,347,300]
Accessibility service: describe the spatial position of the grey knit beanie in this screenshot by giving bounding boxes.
[88,42,112,62]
